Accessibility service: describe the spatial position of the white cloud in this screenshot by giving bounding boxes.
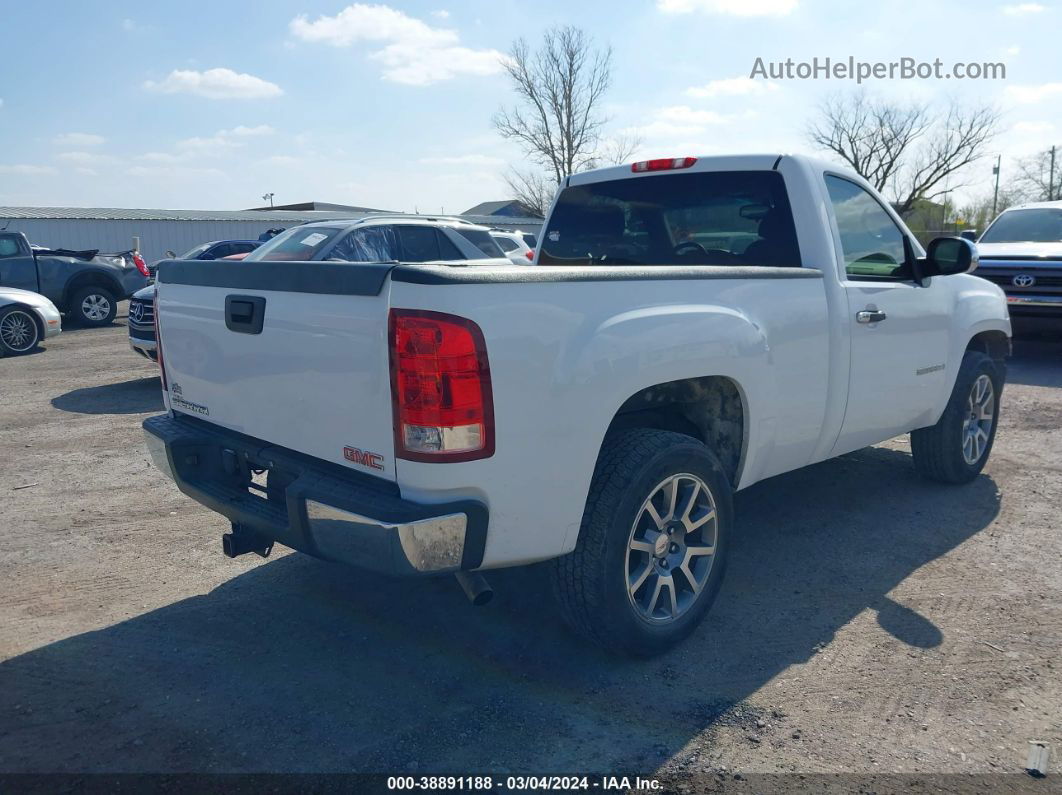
[289,4,505,85]
[52,132,106,147]
[1002,3,1045,14]
[625,105,733,139]
[55,151,117,166]
[1014,120,1055,134]
[174,125,276,155]
[0,164,57,175]
[143,68,283,99]
[75,167,99,176]
[262,155,301,166]
[418,153,505,166]
[225,124,275,137]
[1006,45,1021,55]
[686,76,780,98]
[657,0,797,15]
[1006,82,1062,103]
[127,165,227,179]
[431,9,450,18]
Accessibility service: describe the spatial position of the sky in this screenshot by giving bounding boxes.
[0,0,1059,213]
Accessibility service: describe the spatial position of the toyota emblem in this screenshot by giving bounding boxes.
[129,302,144,322]
[1012,274,1036,288]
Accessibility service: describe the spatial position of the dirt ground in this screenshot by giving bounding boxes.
[1,306,1060,785]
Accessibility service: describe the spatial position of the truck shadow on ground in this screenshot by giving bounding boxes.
[0,447,999,773]
[1007,337,1062,388]
[50,376,162,415]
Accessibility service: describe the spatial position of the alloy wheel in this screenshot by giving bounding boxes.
[626,473,719,623]
[962,374,995,465]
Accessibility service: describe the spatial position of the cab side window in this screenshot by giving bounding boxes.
[825,175,912,281]
[0,235,23,258]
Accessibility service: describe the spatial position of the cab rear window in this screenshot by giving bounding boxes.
[538,170,801,267]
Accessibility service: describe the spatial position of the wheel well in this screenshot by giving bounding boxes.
[62,272,120,310]
[606,376,746,487]
[966,330,1010,364]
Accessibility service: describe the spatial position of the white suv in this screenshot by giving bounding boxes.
[489,230,535,265]
[243,215,512,266]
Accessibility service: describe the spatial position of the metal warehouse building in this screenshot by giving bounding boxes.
[0,205,544,263]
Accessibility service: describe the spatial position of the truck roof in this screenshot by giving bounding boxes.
[567,153,856,186]
[293,215,492,232]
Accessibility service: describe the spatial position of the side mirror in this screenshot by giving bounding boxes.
[960,230,977,242]
[922,236,978,277]
[165,250,176,259]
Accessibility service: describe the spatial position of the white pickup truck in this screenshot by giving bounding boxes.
[144,154,1010,656]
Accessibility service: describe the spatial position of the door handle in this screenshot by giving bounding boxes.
[856,309,887,324]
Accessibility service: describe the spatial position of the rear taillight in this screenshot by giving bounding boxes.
[631,156,697,173]
[389,309,494,462]
[153,294,167,388]
[525,249,534,261]
[133,252,150,278]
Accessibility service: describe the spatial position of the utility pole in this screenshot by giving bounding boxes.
[1050,146,1057,201]
[992,155,1001,217]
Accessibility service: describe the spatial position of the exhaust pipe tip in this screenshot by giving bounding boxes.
[455,571,493,606]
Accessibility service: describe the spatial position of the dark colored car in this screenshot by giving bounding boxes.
[148,240,262,278]
[973,202,1062,332]
[0,231,149,326]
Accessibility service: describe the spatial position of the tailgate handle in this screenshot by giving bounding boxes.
[225,295,266,334]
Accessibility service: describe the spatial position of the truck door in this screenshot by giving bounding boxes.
[0,233,39,293]
[824,175,951,456]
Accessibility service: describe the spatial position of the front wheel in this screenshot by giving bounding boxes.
[70,286,117,327]
[0,306,42,356]
[911,350,1003,484]
[550,429,733,657]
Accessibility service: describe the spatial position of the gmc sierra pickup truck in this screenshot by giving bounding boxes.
[144,154,1011,656]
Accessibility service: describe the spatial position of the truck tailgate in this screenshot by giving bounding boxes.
[155,260,397,480]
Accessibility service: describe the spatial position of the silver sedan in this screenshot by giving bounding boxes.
[0,286,62,356]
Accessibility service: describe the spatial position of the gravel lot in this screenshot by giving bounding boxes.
[1,306,1059,782]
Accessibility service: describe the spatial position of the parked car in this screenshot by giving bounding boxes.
[150,240,262,278]
[972,201,1062,331]
[128,285,157,361]
[239,215,511,265]
[0,231,148,326]
[489,229,535,264]
[0,286,61,356]
[144,154,1010,656]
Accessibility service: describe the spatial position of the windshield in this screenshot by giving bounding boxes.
[243,226,343,261]
[180,243,211,259]
[980,209,1062,244]
[538,170,801,267]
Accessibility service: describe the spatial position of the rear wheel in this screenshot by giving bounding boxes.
[0,307,41,356]
[550,429,733,657]
[70,286,117,327]
[911,350,1002,483]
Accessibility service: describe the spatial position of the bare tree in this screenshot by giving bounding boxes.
[1013,147,1062,202]
[494,26,632,216]
[807,92,1000,217]
[494,26,613,183]
[502,168,557,218]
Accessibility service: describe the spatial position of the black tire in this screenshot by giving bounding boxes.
[0,306,42,356]
[550,429,733,657]
[69,285,117,327]
[911,350,1003,484]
